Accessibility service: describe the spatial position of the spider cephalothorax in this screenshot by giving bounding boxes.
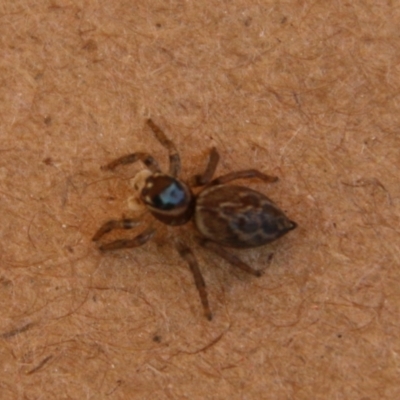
[140,173,195,226]
[93,119,297,320]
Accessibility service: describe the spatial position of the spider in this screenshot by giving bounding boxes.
[93,119,297,320]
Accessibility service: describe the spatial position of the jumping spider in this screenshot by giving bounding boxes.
[93,119,297,320]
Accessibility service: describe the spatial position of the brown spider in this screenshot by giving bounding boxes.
[93,119,297,320]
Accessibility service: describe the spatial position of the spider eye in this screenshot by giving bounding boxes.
[152,181,186,210]
[142,175,187,210]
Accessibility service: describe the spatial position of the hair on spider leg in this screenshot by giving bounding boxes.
[93,118,297,320]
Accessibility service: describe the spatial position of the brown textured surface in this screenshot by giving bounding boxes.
[1,1,399,399]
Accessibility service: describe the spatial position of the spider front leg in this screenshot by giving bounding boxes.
[102,152,161,173]
[146,119,181,177]
[98,226,155,252]
[92,218,141,242]
[92,218,155,252]
[175,241,212,321]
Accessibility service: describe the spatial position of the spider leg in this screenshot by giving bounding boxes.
[92,218,141,242]
[102,152,161,173]
[175,241,212,321]
[146,119,181,177]
[199,239,263,277]
[98,226,155,251]
[190,147,220,187]
[207,169,278,187]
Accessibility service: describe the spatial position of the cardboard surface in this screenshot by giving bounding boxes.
[0,1,399,399]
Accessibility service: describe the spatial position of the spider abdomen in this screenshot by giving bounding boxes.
[195,185,296,248]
